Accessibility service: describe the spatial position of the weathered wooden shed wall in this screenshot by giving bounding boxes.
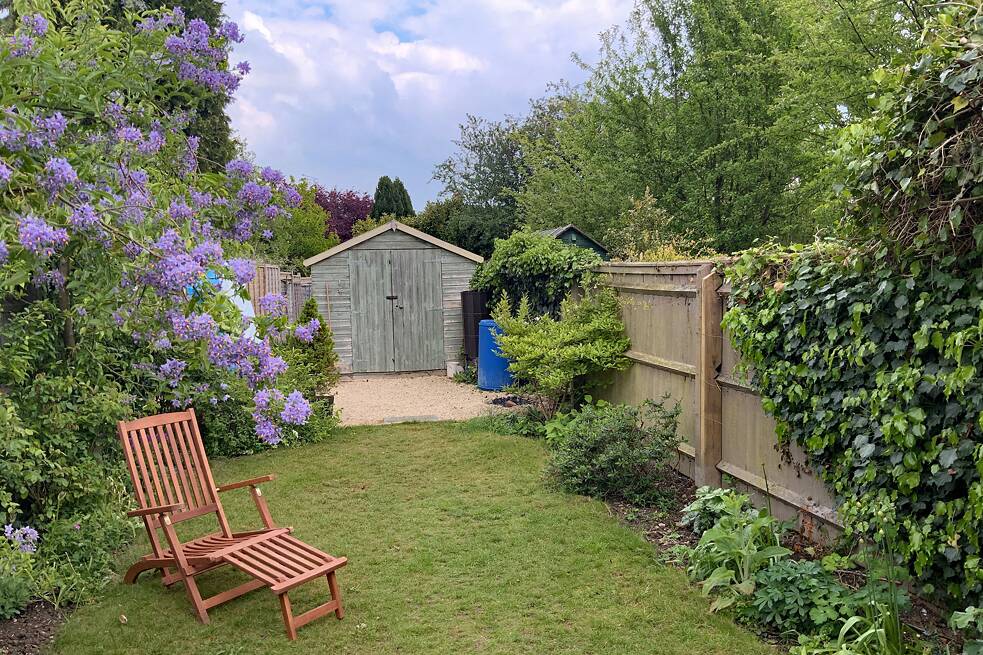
[307,224,479,374]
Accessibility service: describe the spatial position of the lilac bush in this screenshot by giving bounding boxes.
[0,0,323,538]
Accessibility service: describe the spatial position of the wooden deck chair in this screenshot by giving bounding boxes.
[117,409,347,640]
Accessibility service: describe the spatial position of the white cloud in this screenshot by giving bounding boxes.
[224,0,633,202]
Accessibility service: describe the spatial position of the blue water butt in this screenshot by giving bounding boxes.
[477,319,513,391]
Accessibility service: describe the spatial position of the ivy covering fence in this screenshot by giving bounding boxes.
[724,1,983,608]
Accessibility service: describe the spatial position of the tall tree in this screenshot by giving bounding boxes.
[314,187,373,242]
[516,0,925,253]
[370,175,403,219]
[392,177,415,217]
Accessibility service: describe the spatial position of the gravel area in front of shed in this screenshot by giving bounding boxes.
[334,372,505,425]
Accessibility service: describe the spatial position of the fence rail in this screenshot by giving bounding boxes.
[246,263,312,323]
[597,261,840,540]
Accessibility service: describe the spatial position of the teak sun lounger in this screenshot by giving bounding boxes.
[117,409,347,640]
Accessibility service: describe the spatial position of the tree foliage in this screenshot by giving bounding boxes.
[490,0,925,254]
[315,186,373,242]
[472,230,601,316]
[257,180,338,273]
[370,175,414,219]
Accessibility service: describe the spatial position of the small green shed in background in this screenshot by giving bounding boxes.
[303,220,483,375]
[537,224,609,259]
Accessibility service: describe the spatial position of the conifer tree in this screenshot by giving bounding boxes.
[370,175,397,219]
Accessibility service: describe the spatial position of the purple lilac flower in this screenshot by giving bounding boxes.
[168,200,193,220]
[254,388,285,411]
[34,112,66,144]
[8,34,36,57]
[150,230,203,291]
[22,14,48,37]
[238,182,272,206]
[254,417,281,445]
[115,125,142,142]
[225,159,252,178]
[159,359,187,387]
[281,391,311,425]
[191,239,223,265]
[43,157,77,194]
[4,524,39,553]
[235,61,251,75]
[69,204,100,231]
[261,229,273,240]
[190,190,213,208]
[219,21,244,43]
[227,258,255,285]
[0,240,7,264]
[0,161,11,184]
[260,167,284,184]
[139,129,165,155]
[257,293,287,316]
[294,318,320,343]
[18,214,68,256]
[283,186,302,207]
[181,136,199,176]
[33,268,65,288]
[265,205,281,219]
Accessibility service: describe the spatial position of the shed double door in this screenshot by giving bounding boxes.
[350,249,444,373]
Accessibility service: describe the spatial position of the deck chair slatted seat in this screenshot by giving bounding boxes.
[118,409,346,640]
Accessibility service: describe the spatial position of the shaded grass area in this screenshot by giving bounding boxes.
[52,422,773,654]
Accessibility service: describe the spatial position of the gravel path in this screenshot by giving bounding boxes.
[334,372,505,426]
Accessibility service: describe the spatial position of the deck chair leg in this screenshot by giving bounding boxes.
[279,593,297,641]
[183,576,210,624]
[327,571,344,619]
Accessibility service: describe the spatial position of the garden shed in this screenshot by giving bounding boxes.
[303,220,483,374]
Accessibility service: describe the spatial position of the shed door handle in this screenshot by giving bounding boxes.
[386,295,398,300]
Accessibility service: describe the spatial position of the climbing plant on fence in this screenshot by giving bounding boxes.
[723,3,983,606]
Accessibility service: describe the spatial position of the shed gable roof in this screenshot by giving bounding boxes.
[303,220,484,267]
[536,224,608,252]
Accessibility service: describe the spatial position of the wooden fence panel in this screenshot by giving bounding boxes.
[598,261,841,540]
[246,263,311,323]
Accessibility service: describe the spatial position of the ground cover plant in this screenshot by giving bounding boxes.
[50,422,775,655]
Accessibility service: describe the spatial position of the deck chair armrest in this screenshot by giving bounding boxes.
[216,475,275,493]
[127,502,185,518]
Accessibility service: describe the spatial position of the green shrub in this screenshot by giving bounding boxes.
[742,559,862,637]
[0,539,34,619]
[681,486,754,537]
[687,494,790,612]
[472,230,601,316]
[544,399,681,503]
[492,288,630,417]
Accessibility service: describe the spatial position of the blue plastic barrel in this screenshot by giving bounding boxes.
[477,319,513,391]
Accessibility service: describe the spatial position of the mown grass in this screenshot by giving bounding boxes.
[52,421,773,654]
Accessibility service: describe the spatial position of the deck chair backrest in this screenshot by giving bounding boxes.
[118,409,231,537]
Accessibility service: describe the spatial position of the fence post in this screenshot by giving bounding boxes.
[696,264,723,487]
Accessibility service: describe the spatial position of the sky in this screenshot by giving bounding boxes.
[224,0,634,206]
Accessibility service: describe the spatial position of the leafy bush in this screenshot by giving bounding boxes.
[466,408,549,439]
[951,606,983,655]
[492,288,630,417]
[472,230,601,316]
[681,486,754,537]
[687,494,790,611]
[0,537,34,619]
[544,399,681,503]
[742,559,862,637]
[199,300,339,457]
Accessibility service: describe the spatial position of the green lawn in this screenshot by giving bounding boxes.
[52,422,773,654]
